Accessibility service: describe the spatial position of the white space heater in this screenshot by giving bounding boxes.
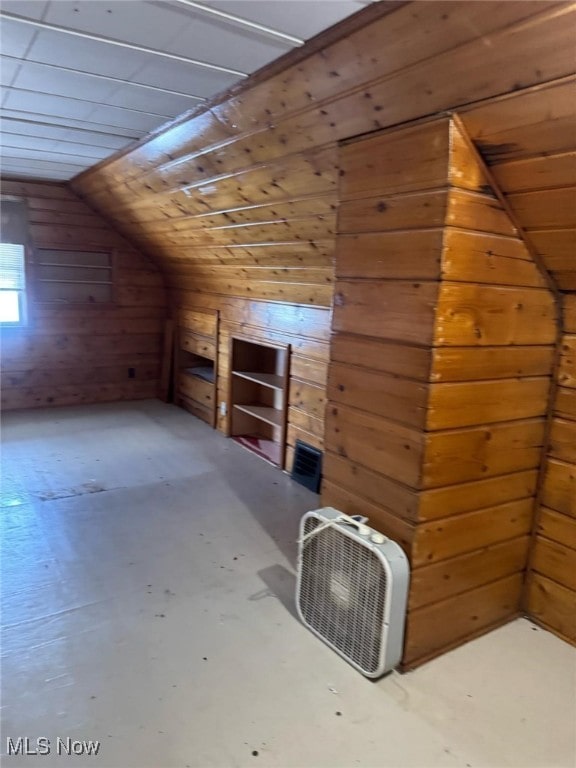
[296,507,409,678]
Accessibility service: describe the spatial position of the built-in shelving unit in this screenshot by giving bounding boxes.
[174,309,218,427]
[228,337,289,467]
[34,248,113,303]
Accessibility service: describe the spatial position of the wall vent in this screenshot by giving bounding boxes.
[291,440,322,493]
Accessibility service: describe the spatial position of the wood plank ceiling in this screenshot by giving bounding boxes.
[0,0,372,181]
[70,2,576,298]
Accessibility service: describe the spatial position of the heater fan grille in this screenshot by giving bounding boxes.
[299,516,387,675]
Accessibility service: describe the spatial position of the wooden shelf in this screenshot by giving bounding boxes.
[232,435,281,466]
[174,312,218,428]
[233,403,283,428]
[229,336,289,468]
[232,371,284,390]
[182,365,215,384]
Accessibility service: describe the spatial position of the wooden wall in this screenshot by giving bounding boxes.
[525,295,576,643]
[463,73,576,646]
[71,1,574,473]
[322,116,557,667]
[70,1,575,662]
[1,179,167,410]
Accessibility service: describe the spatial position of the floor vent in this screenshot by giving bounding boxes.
[291,440,322,493]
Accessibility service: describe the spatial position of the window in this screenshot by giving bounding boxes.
[34,249,113,304]
[1,198,28,326]
[0,244,26,324]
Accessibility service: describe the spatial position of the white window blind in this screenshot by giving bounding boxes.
[0,243,26,290]
[1,198,28,324]
[0,243,26,324]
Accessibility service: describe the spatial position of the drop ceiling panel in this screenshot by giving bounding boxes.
[11,61,119,101]
[1,120,133,151]
[51,141,113,160]
[166,17,289,72]
[0,1,49,21]
[56,128,137,151]
[1,133,60,152]
[1,108,144,138]
[3,90,97,120]
[86,104,168,133]
[0,119,73,141]
[133,58,240,97]
[209,1,365,40]
[27,29,152,79]
[0,57,21,86]
[1,138,113,161]
[1,164,72,178]
[0,0,369,181]
[44,0,197,50]
[103,83,198,117]
[1,158,89,177]
[0,19,38,57]
[2,146,97,165]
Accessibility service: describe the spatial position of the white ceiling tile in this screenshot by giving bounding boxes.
[0,19,38,57]
[1,157,87,176]
[1,149,90,169]
[0,118,67,140]
[1,138,111,161]
[0,118,132,150]
[1,166,74,180]
[26,29,151,79]
[12,61,118,102]
[208,1,363,40]
[0,57,22,86]
[85,104,167,133]
[104,84,198,117]
[44,0,195,51]
[3,90,96,120]
[166,16,289,73]
[2,169,74,181]
[1,108,144,138]
[133,58,240,98]
[56,129,132,151]
[52,143,113,160]
[1,2,49,21]
[2,146,89,163]
[1,132,59,152]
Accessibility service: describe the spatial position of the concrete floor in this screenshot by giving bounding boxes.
[1,400,575,768]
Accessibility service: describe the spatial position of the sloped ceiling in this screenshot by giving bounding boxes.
[69,2,575,299]
[0,0,372,180]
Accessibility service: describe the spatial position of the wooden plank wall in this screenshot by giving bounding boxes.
[526,295,576,643]
[409,117,559,665]
[322,116,557,667]
[1,179,167,410]
[460,74,576,645]
[71,1,574,472]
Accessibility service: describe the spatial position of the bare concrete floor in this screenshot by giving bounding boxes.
[1,400,575,768]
